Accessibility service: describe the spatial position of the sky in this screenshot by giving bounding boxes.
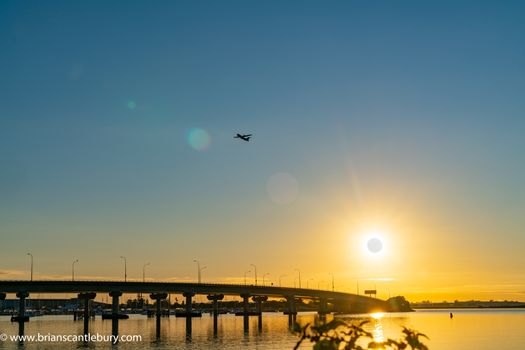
[1,0,525,302]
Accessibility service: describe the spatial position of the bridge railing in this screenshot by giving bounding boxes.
[0,280,383,301]
[0,279,338,291]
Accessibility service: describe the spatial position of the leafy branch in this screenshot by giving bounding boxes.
[294,319,429,350]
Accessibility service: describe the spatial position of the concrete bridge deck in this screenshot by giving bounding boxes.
[0,280,383,304]
[0,280,389,341]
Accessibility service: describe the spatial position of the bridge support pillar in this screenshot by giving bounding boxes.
[285,296,297,327]
[318,298,329,322]
[252,296,268,331]
[240,293,251,332]
[78,292,96,336]
[0,293,5,339]
[182,292,195,315]
[16,291,29,337]
[207,294,224,335]
[182,292,195,336]
[0,292,5,320]
[150,293,168,338]
[109,291,122,340]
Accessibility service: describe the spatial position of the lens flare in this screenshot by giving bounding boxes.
[127,100,137,110]
[187,128,211,151]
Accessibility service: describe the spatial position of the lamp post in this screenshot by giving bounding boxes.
[244,270,251,286]
[307,278,314,289]
[143,262,150,283]
[193,260,200,283]
[329,272,335,292]
[250,264,258,286]
[200,266,207,283]
[72,259,79,281]
[120,256,127,282]
[279,274,287,287]
[294,268,301,288]
[263,273,270,286]
[193,260,206,283]
[27,253,33,281]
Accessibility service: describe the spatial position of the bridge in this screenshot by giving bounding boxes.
[0,280,387,341]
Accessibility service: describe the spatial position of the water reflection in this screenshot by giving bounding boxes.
[0,309,524,349]
[370,313,385,343]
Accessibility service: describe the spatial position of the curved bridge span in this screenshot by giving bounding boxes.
[0,280,384,304]
[0,280,389,340]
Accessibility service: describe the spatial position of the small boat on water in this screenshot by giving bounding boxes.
[101,313,129,320]
[208,310,229,315]
[10,315,30,322]
[234,311,260,316]
[174,309,202,317]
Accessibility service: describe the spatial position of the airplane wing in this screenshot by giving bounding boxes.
[234,133,252,141]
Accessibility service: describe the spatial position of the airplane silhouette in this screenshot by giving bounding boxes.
[234,133,252,142]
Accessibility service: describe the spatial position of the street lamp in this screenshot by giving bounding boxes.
[193,260,207,283]
[263,273,270,286]
[329,272,335,292]
[250,264,258,285]
[193,260,200,283]
[279,274,287,287]
[120,256,127,282]
[143,262,150,283]
[72,259,79,281]
[307,278,314,289]
[294,268,301,288]
[200,266,207,283]
[27,253,33,281]
[244,270,251,285]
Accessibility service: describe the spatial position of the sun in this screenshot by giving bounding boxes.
[361,230,388,257]
[367,237,383,254]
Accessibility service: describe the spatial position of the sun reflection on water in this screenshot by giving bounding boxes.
[370,312,385,344]
[371,312,385,320]
[372,320,385,343]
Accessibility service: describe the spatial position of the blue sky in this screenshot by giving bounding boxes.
[1,1,524,299]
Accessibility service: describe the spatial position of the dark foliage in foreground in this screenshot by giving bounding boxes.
[294,319,429,350]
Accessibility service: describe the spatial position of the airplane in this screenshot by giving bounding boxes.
[234,133,252,142]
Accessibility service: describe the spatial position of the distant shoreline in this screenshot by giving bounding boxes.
[412,302,525,310]
[413,306,525,309]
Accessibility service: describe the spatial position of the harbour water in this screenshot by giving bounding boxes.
[1,309,524,349]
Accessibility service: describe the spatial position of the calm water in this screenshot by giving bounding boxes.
[1,309,524,349]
